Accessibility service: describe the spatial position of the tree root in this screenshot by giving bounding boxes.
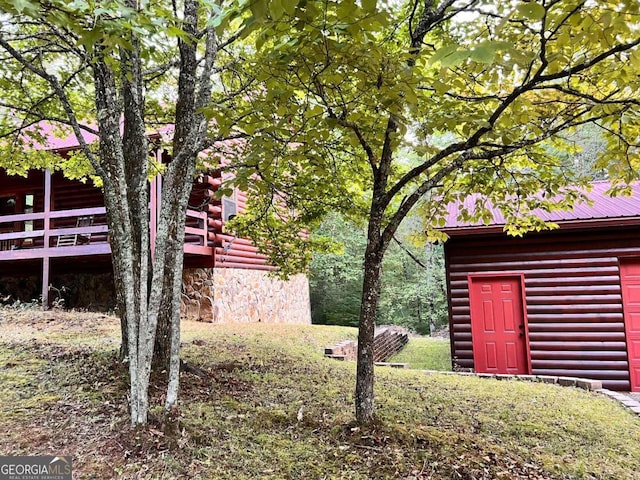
[179,359,209,378]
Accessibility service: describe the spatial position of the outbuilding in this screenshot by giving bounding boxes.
[443,182,640,391]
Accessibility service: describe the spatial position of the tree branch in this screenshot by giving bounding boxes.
[0,34,102,174]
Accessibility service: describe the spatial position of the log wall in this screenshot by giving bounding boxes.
[445,226,640,391]
[196,172,271,270]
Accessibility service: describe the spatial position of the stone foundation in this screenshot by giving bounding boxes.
[181,268,311,324]
[0,272,115,310]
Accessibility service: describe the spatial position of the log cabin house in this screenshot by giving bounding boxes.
[0,126,310,324]
[443,182,640,391]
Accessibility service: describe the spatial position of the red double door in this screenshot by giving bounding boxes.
[469,276,529,375]
[619,262,640,392]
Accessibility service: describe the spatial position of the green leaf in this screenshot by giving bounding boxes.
[269,0,285,20]
[470,45,496,64]
[441,50,470,67]
[281,0,298,16]
[361,0,377,14]
[429,44,459,65]
[78,28,103,50]
[516,2,546,20]
[7,0,38,14]
[250,0,268,21]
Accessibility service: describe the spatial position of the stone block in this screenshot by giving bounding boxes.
[374,362,408,368]
[538,376,558,384]
[575,379,602,391]
[494,374,513,381]
[325,354,346,361]
[516,375,536,382]
[557,377,577,387]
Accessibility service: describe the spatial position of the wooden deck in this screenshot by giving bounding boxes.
[0,206,212,261]
[0,169,214,305]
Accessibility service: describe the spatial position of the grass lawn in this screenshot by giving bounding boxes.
[1,309,639,479]
[388,337,452,371]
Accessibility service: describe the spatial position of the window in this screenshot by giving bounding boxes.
[24,194,34,232]
[222,196,237,222]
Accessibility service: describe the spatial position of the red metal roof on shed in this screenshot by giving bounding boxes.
[443,181,640,235]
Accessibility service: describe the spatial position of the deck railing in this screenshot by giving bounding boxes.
[0,206,212,260]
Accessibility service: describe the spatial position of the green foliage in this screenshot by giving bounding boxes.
[310,213,448,333]
[219,0,640,272]
[0,0,246,177]
[309,214,367,327]
[378,239,447,335]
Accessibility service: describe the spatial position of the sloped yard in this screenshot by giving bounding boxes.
[388,337,452,371]
[0,309,639,479]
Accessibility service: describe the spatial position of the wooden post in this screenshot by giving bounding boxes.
[41,169,51,309]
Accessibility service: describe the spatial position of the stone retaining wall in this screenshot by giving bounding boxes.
[181,267,311,324]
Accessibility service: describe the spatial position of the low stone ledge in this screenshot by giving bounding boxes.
[557,376,578,387]
[420,370,606,393]
[538,376,558,384]
[375,362,408,368]
[576,379,602,391]
[325,354,346,361]
[595,388,640,418]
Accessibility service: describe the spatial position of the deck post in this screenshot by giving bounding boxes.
[41,169,51,309]
[41,256,50,308]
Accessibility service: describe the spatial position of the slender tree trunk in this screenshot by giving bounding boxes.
[355,241,384,424]
[355,194,388,424]
[154,303,172,369]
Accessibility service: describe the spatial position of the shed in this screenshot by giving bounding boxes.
[442,182,640,391]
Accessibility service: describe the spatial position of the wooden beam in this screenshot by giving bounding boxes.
[42,169,51,309]
[41,256,49,308]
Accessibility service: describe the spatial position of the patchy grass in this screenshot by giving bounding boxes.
[1,309,639,479]
[388,337,452,371]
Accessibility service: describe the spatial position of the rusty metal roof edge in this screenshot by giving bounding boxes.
[443,215,640,237]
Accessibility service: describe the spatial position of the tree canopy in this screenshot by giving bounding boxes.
[0,0,249,425]
[220,0,640,423]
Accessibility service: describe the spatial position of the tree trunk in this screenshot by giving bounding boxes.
[153,300,172,369]
[355,206,386,424]
[355,246,384,424]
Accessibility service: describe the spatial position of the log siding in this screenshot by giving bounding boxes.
[445,226,640,391]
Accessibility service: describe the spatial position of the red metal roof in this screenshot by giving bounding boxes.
[20,121,170,152]
[443,181,640,235]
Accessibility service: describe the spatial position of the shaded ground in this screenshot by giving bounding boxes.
[1,308,639,479]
